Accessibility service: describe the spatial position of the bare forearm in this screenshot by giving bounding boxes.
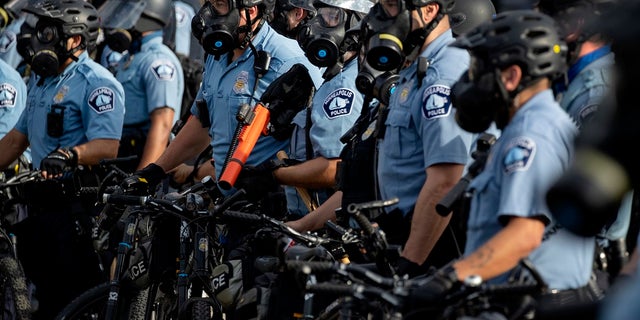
[453,217,545,281]
[287,191,342,232]
[155,116,210,172]
[0,129,29,169]
[73,139,120,165]
[138,108,174,170]
[402,163,465,264]
[274,157,339,189]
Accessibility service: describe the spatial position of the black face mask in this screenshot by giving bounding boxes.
[30,20,68,78]
[361,2,411,72]
[271,5,303,39]
[451,70,511,133]
[17,23,35,63]
[297,6,348,67]
[191,1,242,57]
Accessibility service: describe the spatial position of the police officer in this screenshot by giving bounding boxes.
[270,0,316,39]
[100,0,184,172]
[234,0,374,217]
[409,10,600,311]
[0,0,125,317]
[538,0,628,283]
[173,0,205,59]
[356,0,474,275]
[126,0,322,196]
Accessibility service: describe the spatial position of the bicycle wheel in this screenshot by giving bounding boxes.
[55,282,146,320]
[0,256,31,320]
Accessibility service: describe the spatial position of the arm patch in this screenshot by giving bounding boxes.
[88,87,115,114]
[422,85,452,119]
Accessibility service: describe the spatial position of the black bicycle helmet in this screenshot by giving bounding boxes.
[449,0,495,36]
[236,0,276,16]
[452,10,567,86]
[23,0,100,51]
[139,0,173,29]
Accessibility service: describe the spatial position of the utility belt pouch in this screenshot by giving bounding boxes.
[47,104,65,137]
[196,99,211,127]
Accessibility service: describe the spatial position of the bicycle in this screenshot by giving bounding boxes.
[286,259,549,320]
[57,173,254,320]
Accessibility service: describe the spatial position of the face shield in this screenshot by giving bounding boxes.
[98,0,146,30]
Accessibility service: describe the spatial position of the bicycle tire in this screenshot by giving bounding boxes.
[191,299,210,320]
[55,282,146,320]
[128,287,149,320]
[0,256,31,320]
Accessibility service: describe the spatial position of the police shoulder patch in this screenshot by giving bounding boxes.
[150,59,177,81]
[88,87,115,114]
[422,85,452,120]
[323,88,355,119]
[503,136,536,174]
[0,83,17,108]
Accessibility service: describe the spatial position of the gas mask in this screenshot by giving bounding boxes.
[360,2,411,71]
[298,6,355,67]
[271,1,309,39]
[105,28,142,54]
[30,19,70,78]
[16,15,36,63]
[451,58,512,133]
[192,0,247,57]
[355,53,398,105]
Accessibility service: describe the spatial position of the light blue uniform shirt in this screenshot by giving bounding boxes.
[190,23,323,184]
[16,52,125,166]
[0,15,24,69]
[464,90,592,290]
[0,58,26,137]
[560,47,614,128]
[560,47,628,241]
[377,30,474,216]
[115,32,184,135]
[173,0,196,57]
[286,58,364,216]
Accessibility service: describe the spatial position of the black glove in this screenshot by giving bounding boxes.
[234,160,284,202]
[120,163,166,195]
[396,256,424,278]
[40,147,78,176]
[406,264,460,309]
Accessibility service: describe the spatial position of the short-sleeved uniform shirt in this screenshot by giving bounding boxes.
[16,52,125,166]
[286,58,364,216]
[0,57,26,137]
[377,29,475,216]
[114,32,184,136]
[464,90,592,290]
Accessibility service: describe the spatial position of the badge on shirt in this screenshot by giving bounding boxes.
[323,88,355,119]
[0,31,16,53]
[88,87,115,114]
[399,80,413,104]
[503,137,536,174]
[151,60,177,81]
[53,85,69,104]
[0,83,17,108]
[233,71,249,95]
[422,85,452,120]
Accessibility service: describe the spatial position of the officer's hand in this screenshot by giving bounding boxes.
[396,256,424,278]
[120,163,166,195]
[234,160,282,202]
[405,264,460,309]
[40,147,77,179]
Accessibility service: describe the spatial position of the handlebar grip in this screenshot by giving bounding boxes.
[351,210,376,236]
[101,194,148,206]
[286,260,336,273]
[306,283,358,295]
[221,210,263,223]
[436,175,471,216]
[218,103,271,190]
[98,156,139,166]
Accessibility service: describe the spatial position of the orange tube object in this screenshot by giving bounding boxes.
[218,103,270,190]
